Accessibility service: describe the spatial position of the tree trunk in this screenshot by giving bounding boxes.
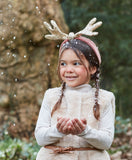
[0,0,68,138]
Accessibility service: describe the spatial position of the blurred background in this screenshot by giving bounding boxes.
[0,0,132,159]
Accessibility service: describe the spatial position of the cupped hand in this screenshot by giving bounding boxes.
[57,117,70,134]
[70,118,87,135]
[56,117,87,135]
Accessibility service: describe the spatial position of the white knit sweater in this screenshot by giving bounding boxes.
[35,84,115,160]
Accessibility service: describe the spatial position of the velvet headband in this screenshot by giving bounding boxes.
[59,36,101,65]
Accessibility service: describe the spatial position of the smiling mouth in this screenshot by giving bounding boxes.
[65,76,77,81]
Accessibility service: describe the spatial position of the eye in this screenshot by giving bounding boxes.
[74,62,81,66]
[60,62,66,66]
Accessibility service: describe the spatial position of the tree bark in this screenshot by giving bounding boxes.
[0,0,68,138]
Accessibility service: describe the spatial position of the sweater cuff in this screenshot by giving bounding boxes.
[78,125,89,136]
[53,124,66,137]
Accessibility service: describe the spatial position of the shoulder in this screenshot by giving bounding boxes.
[91,87,115,102]
[99,89,115,105]
[99,89,115,100]
[97,89,115,114]
[44,87,61,103]
[45,87,61,95]
[91,87,115,106]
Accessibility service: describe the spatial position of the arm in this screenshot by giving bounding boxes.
[78,98,115,150]
[35,91,65,146]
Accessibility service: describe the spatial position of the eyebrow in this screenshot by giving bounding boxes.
[59,59,81,62]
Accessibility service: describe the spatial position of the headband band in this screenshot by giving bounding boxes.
[59,36,101,64]
[44,18,102,64]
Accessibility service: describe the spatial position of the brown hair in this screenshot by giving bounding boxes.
[51,39,101,120]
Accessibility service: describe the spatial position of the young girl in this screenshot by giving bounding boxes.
[35,18,115,160]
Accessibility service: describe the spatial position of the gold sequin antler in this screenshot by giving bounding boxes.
[44,18,102,40]
[75,18,102,37]
[44,20,68,40]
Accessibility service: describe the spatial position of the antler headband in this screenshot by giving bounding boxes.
[44,17,102,64]
[44,17,102,40]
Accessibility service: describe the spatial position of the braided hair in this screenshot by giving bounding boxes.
[51,81,66,117]
[52,39,101,120]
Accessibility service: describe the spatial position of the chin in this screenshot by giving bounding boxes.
[66,83,78,88]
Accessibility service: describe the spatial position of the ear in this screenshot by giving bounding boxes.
[90,66,97,75]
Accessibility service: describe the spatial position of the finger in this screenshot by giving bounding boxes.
[57,118,70,132]
[57,117,65,130]
[57,117,69,125]
[74,118,84,130]
[57,117,62,129]
[63,120,71,130]
[62,119,73,134]
[63,123,68,133]
[57,117,64,128]
[62,120,75,134]
[57,117,62,121]
[72,119,82,133]
[81,118,87,125]
[63,122,71,134]
[73,118,87,134]
[70,120,78,135]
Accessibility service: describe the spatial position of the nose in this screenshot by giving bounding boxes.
[65,65,74,73]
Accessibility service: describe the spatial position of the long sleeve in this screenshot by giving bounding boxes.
[78,95,115,150]
[35,91,65,146]
[35,86,116,150]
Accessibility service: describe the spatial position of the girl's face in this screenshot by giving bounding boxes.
[59,49,96,87]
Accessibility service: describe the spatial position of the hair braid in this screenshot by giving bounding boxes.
[93,68,100,120]
[51,82,66,117]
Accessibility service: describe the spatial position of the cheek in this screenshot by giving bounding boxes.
[77,67,87,75]
[77,67,90,79]
[59,68,64,77]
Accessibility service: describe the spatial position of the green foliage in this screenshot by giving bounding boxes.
[61,0,132,118]
[0,116,132,159]
[115,116,131,134]
[0,131,40,160]
[108,116,132,156]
